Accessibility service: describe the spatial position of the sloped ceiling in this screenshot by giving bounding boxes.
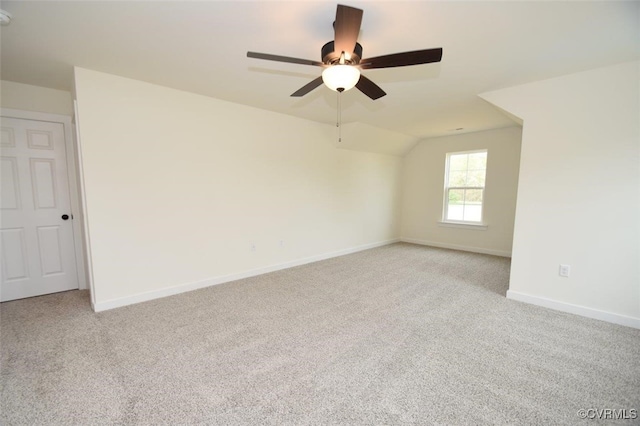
[1,1,638,140]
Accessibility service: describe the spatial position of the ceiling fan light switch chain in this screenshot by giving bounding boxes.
[337,92,342,143]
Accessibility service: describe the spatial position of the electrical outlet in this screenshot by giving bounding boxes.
[251,243,256,252]
[279,240,284,247]
[559,264,570,277]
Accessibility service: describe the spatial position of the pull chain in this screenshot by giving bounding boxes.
[336,91,342,142]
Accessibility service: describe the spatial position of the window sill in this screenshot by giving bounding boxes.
[438,221,488,231]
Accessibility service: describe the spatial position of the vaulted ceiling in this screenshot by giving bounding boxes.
[1,1,638,139]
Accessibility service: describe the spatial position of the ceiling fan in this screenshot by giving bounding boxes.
[247,4,443,100]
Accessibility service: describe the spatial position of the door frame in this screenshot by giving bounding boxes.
[1,108,90,295]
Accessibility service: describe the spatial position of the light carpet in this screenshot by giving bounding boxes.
[1,243,639,425]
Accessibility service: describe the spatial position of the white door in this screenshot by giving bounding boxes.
[1,116,79,301]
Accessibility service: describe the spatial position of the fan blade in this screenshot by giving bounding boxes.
[360,48,443,69]
[334,5,363,57]
[291,76,324,97]
[247,52,323,67]
[356,75,386,100]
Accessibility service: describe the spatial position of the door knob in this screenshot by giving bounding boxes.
[61,214,69,220]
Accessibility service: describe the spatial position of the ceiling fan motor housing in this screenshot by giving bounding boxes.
[322,41,363,65]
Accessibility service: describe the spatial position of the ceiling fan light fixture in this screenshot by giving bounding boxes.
[247,5,441,100]
[322,65,360,92]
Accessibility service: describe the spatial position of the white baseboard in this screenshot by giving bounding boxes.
[93,238,400,312]
[400,237,511,258]
[507,290,640,329]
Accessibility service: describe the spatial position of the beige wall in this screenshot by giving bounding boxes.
[481,61,639,326]
[401,127,522,257]
[1,80,73,116]
[73,67,403,310]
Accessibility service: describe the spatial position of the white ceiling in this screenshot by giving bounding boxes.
[1,1,638,139]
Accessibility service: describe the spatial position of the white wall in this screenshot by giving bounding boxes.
[339,122,418,157]
[481,61,639,327]
[401,127,522,257]
[0,80,73,116]
[73,67,403,310]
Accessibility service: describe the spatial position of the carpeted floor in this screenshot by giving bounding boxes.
[1,243,639,425]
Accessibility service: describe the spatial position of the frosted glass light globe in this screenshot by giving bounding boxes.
[322,65,361,92]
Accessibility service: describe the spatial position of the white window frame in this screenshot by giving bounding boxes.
[441,149,488,228]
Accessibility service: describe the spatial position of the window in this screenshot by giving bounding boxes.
[443,150,487,223]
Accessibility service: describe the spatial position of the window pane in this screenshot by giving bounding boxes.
[447,189,464,221]
[466,169,485,186]
[448,189,464,205]
[463,189,483,222]
[465,189,483,203]
[448,154,468,171]
[468,152,487,170]
[463,204,482,222]
[448,171,467,186]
